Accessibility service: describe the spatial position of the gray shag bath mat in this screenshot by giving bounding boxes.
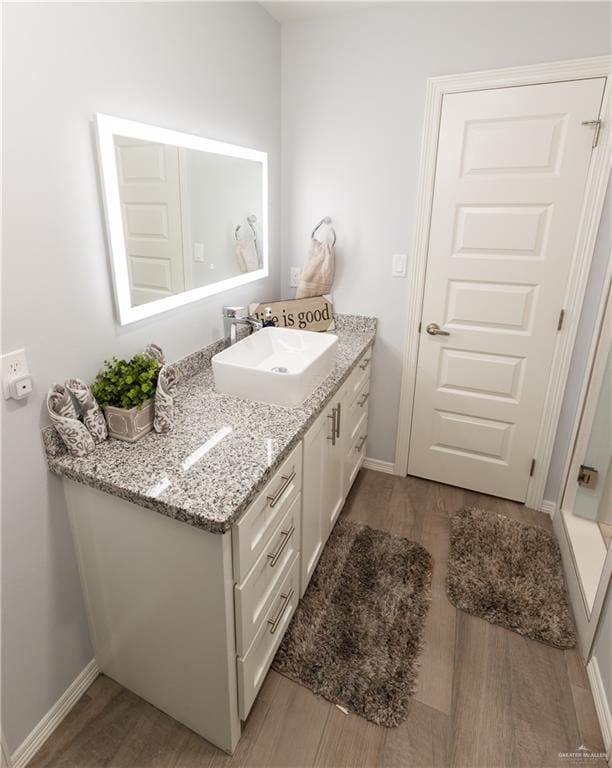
[447,507,575,649]
[272,519,433,726]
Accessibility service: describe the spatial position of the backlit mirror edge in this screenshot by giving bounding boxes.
[95,113,269,326]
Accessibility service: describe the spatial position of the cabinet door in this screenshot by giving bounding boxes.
[324,391,346,540]
[301,409,327,596]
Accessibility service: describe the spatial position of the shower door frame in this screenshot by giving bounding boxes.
[554,268,612,659]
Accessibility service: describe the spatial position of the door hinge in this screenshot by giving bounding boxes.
[529,458,536,477]
[582,119,602,148]
[557,309,565,331]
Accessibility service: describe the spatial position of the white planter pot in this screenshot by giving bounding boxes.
[103,399,154,443]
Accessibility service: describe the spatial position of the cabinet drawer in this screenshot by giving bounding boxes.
[234,493,301,656]
[233,442,302,583]
[237,555,300,720]
[346,375,370,441]
[345,416,368,493]
[345,349,372,407]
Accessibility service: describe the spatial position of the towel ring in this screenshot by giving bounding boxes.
[311,216,336,246]
[235,215,258,241]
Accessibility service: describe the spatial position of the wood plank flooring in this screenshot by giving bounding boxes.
[28,470,606,768]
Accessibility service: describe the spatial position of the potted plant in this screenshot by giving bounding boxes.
[91,354,160,442]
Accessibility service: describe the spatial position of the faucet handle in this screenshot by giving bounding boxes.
[222,306,246,318]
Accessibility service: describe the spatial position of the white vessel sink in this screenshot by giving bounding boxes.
[212,327,338,407]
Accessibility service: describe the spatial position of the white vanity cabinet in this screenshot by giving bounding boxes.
[300,393,345,597]
[61,345,373,756]
[63,444,303,756]
[300,350,372,596]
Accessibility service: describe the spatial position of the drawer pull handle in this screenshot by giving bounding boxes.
[356,434,368,453]
[358,392,370,407]
[267,524,295,567]
[359,357,371,371]
[268,588,294,634]
[267,469,296,508]
[327,410,336,446]
[327,404,341,442]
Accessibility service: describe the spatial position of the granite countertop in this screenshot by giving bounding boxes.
[43,315,377,534]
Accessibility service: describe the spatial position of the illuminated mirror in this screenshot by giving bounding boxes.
[96,114,268,325]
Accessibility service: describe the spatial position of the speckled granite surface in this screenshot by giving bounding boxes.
[43,315,377,534]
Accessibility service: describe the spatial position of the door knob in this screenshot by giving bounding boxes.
[426,323,450,336]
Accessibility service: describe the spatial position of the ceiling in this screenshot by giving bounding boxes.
[260,1,381,24]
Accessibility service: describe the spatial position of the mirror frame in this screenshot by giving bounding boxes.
[95,113,269,325]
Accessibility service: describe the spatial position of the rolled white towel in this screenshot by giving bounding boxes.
[144,343,165,366]
[65,378,107,444]
[154,365,179,433]
[47,384,95,457]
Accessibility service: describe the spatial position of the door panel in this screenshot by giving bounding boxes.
[114,137,185,306]
[453,204,550,258]
[461,114,567,176]
[445,280,537,332]
[438,348,524,402]
[409,77,605,501]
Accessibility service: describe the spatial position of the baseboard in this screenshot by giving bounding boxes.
[363,457,396,475]
[541,499,557,517]
[11,659,99,768]
[587,656,612,764]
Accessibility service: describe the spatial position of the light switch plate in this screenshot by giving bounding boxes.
[193,242,205,263]
[290,267,302,288]
[392,253,407,278]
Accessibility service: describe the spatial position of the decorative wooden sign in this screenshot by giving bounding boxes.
[249,295,335,332]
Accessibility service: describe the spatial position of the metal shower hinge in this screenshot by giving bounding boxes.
[578,465,598,489]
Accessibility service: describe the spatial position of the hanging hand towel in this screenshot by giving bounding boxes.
[236,239,259,273]
[296,238,335,298]
[154,365,179,433]
[47,384,96,457]
[65,378,108,444]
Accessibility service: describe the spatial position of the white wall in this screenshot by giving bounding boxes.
[280,1,611,465]
[1,2,280,753]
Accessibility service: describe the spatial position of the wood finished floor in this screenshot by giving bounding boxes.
[29,470,606,768]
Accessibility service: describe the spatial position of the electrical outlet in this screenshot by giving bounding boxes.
[290,267,302,288]
[2,348,30,399]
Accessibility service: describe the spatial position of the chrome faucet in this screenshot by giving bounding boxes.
[222,306,263,346]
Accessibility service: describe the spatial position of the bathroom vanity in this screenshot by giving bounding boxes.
[43,315,375,753]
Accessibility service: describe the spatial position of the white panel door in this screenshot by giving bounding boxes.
[114,137,185,306]
[409,77,605,502]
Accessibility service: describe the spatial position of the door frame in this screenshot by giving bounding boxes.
[394,55,612,511]
[554,273,611,659]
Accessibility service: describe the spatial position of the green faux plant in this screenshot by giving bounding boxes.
[91,354,160,410]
